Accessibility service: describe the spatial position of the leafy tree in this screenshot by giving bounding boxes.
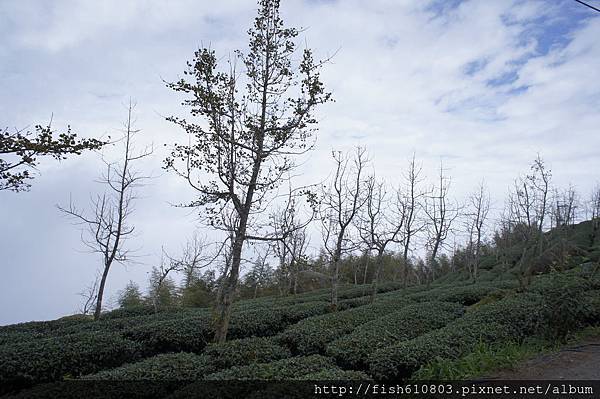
[1,124,104,192]
[118,280,144,308]
[165,0,330,342]
[147,266,179,311]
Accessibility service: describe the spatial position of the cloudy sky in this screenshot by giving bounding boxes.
[1,0,599,325]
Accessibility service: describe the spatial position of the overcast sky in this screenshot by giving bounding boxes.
[1,0,599,325]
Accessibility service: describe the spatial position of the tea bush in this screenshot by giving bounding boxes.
[204,355,338,380]
[326,301,464,368]
[368,293,544,380]
[281,299,410,355]
[202,336,291,370]
[81,352,213,380]
[0,332,141,384]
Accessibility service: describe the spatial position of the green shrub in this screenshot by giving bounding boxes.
[537,274,594,341]
[326,302,464,369]
[0,317,93,336]
[408,284,498,305]
[81,352,213,380]
[99,305,158,320]
[202,336,291,370]
[0,332,141,384]
[0,331,44,346]
[583,290,600,324]
[337,296,371,310]
[204,355,337,380]
[368,293,544,380]
[123,315,213,355]
[278,301,331,323]
[280,299,409,355]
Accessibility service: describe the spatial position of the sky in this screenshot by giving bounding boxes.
[1,0,599,325]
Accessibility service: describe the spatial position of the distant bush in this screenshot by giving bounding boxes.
[280,299,410,355]
[0,332,141,384]
[99,305,157,320]
[326,302,464,369]
[368,293,544,380]
[204,355,337,380]
[81,352,213,380]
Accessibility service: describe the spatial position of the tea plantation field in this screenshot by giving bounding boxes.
[1,271,599,396]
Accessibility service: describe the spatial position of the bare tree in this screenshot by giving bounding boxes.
[529,155,552,256]
[356,175,405,301]
[399,154,427,286]
[167,233,210,291]
[507,155,552,287]
[77,273,100,316]
[424,161,460,280]
[164,0,330,343]
[465,181,491,281]
[551,184,579,229]
[271,197,310,295]
[589,184,600,246]
[58,102,151,320]
[321,147,368,309]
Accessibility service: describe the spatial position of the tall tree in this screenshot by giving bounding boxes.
[399,154,427,286]
[320,147,368,309]
[424,161,460,274]
[465,181,490,281]
[1,123,104,192]
[164,0,330,342]
[356,175,405,301]
[58,102,151,320]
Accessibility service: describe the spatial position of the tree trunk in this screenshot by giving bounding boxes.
[93,263,111,321]
[370,249,384,303]
[362,253,370,285]
[213,230,245,343]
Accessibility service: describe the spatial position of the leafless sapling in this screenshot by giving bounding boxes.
[58,102,151,320]
[320,147,368,309]
[465,181,491,282]
[355,175,406,301]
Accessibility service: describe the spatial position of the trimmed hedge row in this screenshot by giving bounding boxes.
[120,301,333,355]
[204,355,338,380]
[280,298,411,355]
[407,283,512,306]
[326,301,464,369]
[81,352,213,380]
[0,332,142,384]
[0,317,94,336]
[123,315,212,354]
[367,293,544,380]
[202,336,291,370]
[83,336,292,381]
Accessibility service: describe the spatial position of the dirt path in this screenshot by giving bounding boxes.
[487,338,600,380]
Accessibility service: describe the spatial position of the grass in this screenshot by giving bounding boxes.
[412,326,600,380]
